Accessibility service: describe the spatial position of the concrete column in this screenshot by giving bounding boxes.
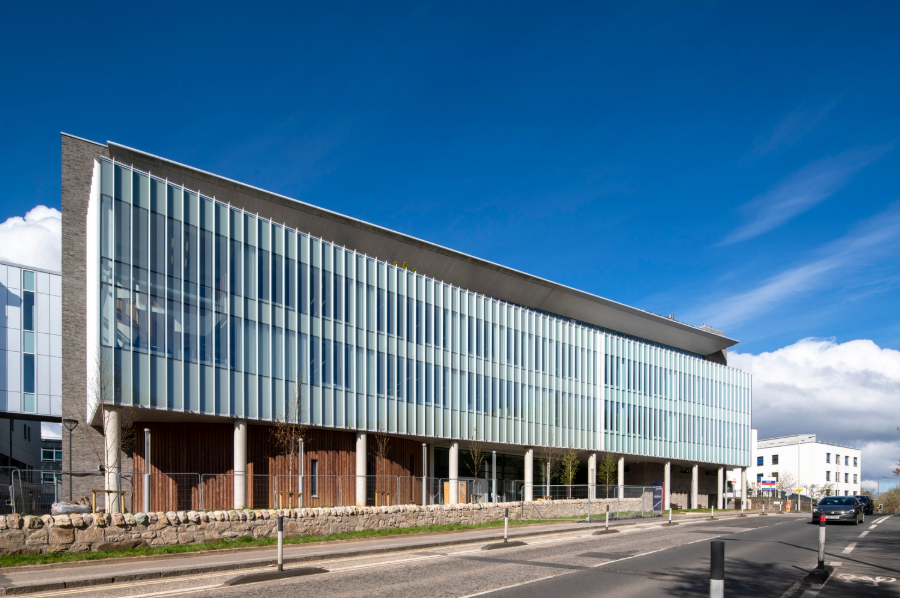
[663,461,671,510]
[718,467,725,510]
[587,453,597,500]
[691,464,699,509]
[233,419,247,509]
[491,451,498,503]
[617,456,625,497]
[524,447,534,502]
[356,432,367,507]
[103,405,121,513]
[449,441,459,504]
[422,443,427,507]
[299,438,305,508]
[741,467,748,510]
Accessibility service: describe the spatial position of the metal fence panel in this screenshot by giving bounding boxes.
[200,474,276,511]
[274,474,342,508]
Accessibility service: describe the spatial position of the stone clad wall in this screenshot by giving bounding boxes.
[0,498,656,556]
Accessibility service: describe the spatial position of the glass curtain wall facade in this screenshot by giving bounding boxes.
[96,158,751,467]
[0,263,63,417]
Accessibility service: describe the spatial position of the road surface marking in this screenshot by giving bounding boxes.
[96,585,221,598]
[859,531,869,537]
[869,525,877,529]
[459,574,560,597]
[842,543,857,554]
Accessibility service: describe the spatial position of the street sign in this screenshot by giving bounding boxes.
[796,488,804,493]
[760,477,776,490]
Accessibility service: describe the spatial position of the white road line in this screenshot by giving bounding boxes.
[859,531,869,537]
[869,525,877,529]
[99,585,221,598]
[842,543,857,554]
[459,574,560,598]
[459,538,713,597]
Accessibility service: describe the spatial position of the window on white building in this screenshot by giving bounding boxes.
[853,474,857,484]
[772,455,779,465]
[844,456,849,466]
[844,473,849,483]
[757,456,763,466]
[853,457,857,467]
[826,453,830,463]
[826,471,830,481]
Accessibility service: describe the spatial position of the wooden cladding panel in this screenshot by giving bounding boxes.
[132,424,426,511]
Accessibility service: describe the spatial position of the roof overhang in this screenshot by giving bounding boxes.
[106,141,738,356]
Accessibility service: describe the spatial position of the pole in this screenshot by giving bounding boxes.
[422,443,427,507]
[492,451,497,503]
[711,505,714,519]
[710,540,724,598]
[68,429,73,500]
[606,504,610,531]
[143,428,151,513]
[669,507,672,524]
[504,508,509,543]
[277,515,284,572]
[817,516,826,569]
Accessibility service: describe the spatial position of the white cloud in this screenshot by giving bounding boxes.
[691,203,900,331]
[0,206,61,272]
[731,338,900,485]
[722,144,892,245]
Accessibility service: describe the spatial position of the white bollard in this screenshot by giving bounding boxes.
[817,516,826,569]
[277,516,284,572]
[504,508,509,543]
[710,541,724,598]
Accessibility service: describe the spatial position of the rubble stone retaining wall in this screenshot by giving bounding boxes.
[0,497,656,556]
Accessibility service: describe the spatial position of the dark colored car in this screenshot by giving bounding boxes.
[812,496,864,524]
[855,495,874,515]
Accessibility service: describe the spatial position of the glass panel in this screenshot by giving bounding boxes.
[167,299,182,360]
[244,320,257,374]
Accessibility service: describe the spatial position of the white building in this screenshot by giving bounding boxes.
[729,432,861,500]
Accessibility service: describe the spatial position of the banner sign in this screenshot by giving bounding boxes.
[760,477,776,490]
[653,482,663,511]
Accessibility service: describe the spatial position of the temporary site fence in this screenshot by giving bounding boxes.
[1,470,659,518]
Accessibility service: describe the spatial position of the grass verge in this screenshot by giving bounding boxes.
[1,518,555,568]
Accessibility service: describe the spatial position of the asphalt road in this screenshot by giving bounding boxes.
[15,512,898,598]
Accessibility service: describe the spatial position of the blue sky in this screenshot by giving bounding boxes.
[2,1,899,484]
[2,1,897,354]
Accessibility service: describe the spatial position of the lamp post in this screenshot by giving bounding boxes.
[62,418,78,500]
[876,477,891,497]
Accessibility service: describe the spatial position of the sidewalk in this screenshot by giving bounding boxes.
[0,512,763,595]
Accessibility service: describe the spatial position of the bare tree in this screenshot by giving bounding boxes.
[370,432,392,474]
[559,448,579,498]
[538,430,563,499]
[272,380,308,508]
[596,452,618,498]
[368,432,392,507]
[466,425,486,479]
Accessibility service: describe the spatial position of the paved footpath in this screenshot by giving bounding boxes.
[3,511,878,597]
[0,515,669,594]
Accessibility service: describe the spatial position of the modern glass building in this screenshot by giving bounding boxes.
[62,134,752,511]
[0,260,63,419]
